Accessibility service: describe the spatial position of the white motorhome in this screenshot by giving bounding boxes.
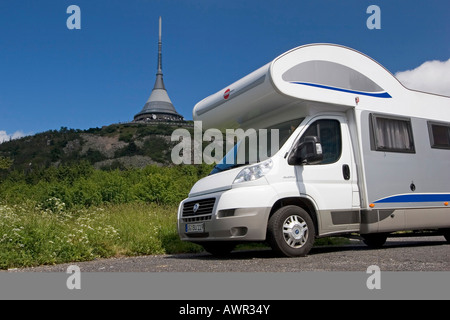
[177,44,450,257]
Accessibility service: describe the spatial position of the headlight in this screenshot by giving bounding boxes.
[233,159,273,184]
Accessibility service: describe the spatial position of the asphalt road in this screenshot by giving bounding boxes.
[10,235,449,272]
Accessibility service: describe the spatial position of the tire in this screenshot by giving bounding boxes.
[267,205,316,257]
[202,242,236,257]
[362,233,388,249]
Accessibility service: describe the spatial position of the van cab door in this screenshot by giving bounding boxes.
[291,115,360,235]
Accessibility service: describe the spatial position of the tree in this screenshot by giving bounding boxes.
[0,156,13,170]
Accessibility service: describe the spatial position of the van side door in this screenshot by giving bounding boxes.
[291,115,360,235]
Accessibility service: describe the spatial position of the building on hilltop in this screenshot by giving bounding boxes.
[134,17,184,123]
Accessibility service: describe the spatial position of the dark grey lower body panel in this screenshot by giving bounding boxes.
[360,207,450,234]
[318,207,450,236]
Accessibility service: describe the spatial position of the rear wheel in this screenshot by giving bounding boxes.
[362,233,388,248]
[267,206,315,257]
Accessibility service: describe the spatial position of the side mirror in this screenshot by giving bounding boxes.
[288,136,323,165]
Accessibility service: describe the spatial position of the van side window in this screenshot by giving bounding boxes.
[370,114,415,153]
[428,121,450,149]
[300,119,342,164]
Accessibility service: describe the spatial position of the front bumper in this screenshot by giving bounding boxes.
[177,187,275,242]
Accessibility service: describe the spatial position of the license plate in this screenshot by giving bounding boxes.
[185,223,204,234]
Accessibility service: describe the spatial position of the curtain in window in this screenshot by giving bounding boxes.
[375,117,413,151]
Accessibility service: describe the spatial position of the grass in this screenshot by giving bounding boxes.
[0,201,201,270]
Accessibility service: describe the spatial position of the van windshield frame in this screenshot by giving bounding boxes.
[210,117,304,175]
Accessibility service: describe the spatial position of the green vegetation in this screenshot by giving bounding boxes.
[0,156,12,170]
[0,122,193,173]
[0,161,212,208]
[0,201,202,270]
[0,162,210,269]
[0,123,206,269]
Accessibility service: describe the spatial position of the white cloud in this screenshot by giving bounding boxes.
[395,59,450,96]
[0,130,29,144]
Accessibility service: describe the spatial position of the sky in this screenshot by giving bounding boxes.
[1,0,449,142]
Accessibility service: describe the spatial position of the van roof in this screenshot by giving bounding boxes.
[194,44,450,130]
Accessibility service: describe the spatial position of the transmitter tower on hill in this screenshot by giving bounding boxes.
[134,17,184,122]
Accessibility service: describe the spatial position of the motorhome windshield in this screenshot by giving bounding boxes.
[210,118,304,175]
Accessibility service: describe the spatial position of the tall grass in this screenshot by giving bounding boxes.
[0,163,210,269]
[0,200,201,270]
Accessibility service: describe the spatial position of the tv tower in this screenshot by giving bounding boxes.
[134,17,183,122]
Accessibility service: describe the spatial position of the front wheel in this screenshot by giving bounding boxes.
[267,206,316,257]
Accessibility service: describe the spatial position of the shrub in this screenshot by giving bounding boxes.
[0,156,13,170]
[0,162,212,209]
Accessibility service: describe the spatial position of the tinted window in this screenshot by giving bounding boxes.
[282,60,384,93]
[428,122,450,149]
[300,119,342,164]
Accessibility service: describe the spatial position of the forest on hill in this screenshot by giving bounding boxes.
[0,122,194,173]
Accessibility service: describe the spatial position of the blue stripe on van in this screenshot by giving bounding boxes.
[374,194,450,203]
[290,82,392,98]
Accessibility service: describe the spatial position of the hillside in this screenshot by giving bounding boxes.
[0,122,194,172]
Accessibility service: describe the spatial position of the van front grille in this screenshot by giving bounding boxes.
[182,198,216,218]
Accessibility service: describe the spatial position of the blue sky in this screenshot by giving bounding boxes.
[1,0,449,140]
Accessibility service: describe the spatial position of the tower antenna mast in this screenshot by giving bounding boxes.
[133,16,183,122]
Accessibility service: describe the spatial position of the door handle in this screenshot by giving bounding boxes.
[342,164,350,180]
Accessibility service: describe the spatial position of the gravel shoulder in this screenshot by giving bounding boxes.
[8,236,449,273]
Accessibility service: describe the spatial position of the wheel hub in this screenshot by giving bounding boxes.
[283,215,308,248]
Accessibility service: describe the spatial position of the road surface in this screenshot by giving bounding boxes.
[9,235,449,272]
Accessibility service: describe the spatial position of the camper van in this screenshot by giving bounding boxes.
[177,44,450,257]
